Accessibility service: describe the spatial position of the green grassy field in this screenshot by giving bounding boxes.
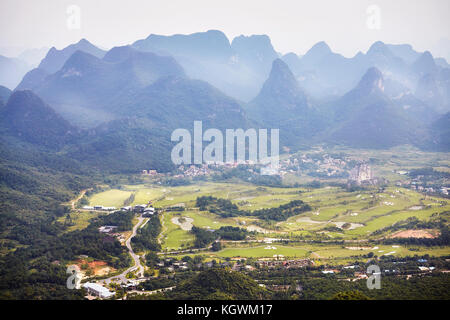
[160,211,195,251]
[88,189,133,207]
[57,210,107,232]
[168,242,450,262]
[217,245,310,258]
[87,181,449,256]
[85,145,450,261]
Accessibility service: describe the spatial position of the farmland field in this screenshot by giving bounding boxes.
[88,189,133,207]
[92,180,448,259]
[83,146,450,263]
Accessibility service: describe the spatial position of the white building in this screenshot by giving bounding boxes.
[134,204,147,212]
[83,282,115,298]
[98,226,118,233]
[143,207,155,216]
[322,270,334,274]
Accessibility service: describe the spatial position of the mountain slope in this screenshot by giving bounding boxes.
[412,51,438,78]
[328,67,428,148]
[66,118,175,173]
[133,30,233,62]
[426,112,450,151]
[19,48,186,127]
[231,34,278,76]
[16,39,106,92]
[17,47,49,67]
[0,55,31,89]
[246,59,323,146]
[0,85,11,106]
[132,30,279,101]
[247,59,309,123]
[38,38,105,74]
[0,90,77,149]
[0,90,176,173]
[111,75,249,131]
[415,67,450,114]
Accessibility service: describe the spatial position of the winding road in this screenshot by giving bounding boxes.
[99,216,148,285]
[70,189,90,210]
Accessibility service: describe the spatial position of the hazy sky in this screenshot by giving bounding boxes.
[1,0,449,58]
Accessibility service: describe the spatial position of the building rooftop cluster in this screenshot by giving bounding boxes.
[98,226,118,233]
[173,164,211,178]
[255,258,313,269]
[82,205,116,211]
[142,169,159,176]
[395,179,449,196]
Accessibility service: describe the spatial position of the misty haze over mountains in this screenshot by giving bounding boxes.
[0,29,449,174]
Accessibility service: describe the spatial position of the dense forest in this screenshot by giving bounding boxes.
[0,137,134,299]
[167,268,270,300]
[131,215,162,252]
[196,196,311,221]
[191,226,249,248]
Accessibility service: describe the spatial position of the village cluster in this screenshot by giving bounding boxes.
[139,152,381,184]
[81,253,445,299]
[394,171,449,196]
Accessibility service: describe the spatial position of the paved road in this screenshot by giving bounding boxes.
[99,216,148,285]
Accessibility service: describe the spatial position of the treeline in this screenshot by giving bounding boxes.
[123,193,135,206]
[167,268,270,300]
[251,200,311,221]
[191,226,216,248]
[91,209,135,231]
[383,225,450,246]
[138,272,194,291]
[213,165,284,187]
[408,167,450,179]
[131,215,162,252]
[299,274,450,300]
[196,196,241,217]
[196,196,311,221]
[191,226,249,248]
[372,216,445,236]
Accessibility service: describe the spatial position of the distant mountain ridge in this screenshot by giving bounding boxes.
[0,55,31,89]
[38,38,106,74]
[282,40,449,110]
[327,67,429,149]
[4,34,450,158]
[132,30,279,101]
[0,90,78,149]
[16,47,187,127]
[246,59,325,147]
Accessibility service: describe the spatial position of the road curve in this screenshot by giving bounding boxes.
[99,216,148,285]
